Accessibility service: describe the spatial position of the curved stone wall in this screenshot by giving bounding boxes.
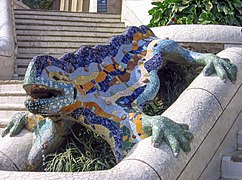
[0,47,241,179]
[152,25,242,53]
[0,0,16,79]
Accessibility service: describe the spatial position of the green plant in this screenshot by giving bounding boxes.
[22,0,53,9]
[148,0,242,27]
[143,63,202,116]
[45,126,116,172]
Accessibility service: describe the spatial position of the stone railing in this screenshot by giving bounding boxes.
[152,25,242,54]
[0,47,241,179]
[0,0,16,80]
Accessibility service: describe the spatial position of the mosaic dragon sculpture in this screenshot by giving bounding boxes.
[2,25,237,169]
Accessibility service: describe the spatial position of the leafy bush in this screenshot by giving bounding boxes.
[148,0,242,27]
[22,0,53,9]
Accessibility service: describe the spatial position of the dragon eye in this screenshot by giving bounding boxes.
[153,43,158,47]
[52,75,60,81]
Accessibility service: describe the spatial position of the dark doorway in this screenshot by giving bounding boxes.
[97,0,107,12]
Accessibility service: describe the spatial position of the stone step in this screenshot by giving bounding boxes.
[16,30,119,38]
[0,110,27,127]
[15,24,126,33]
[17,42,102,50]
[0,109,26,122]
[17,47,83,54]
[12,76,25,81]
[14,9,126,79]
[0,82,26,122]
[16,36,109,44]
[15,19,125,28]
[15,14,121,23]
[221,151,242,179]
[17,46,81,53]
[0,81,24,93]
[16,53,62,59]
[17,42,101,50]
[14,9,121,19]
[0,93,26,105]
[15,67,30,77]
[0,104,26,111]
[15,59,32,67]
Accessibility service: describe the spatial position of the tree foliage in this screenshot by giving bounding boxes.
[22,0,53,10]
[148,0,242,27]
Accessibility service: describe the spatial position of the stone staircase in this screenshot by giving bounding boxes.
[221,130,242,179]
[0,80,26,137]
[0,9,126,135]
[14,9,126,79]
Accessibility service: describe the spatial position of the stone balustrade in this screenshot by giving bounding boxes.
[0,0,16,80]
[0,47,241,179]
[152,25,242,53]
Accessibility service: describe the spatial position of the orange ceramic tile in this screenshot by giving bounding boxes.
[95,71,107,83]
[82,81,95,92]
[84,102,121,123]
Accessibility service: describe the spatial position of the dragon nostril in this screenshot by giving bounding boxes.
[154,43,158,47]
[73,87,77,100]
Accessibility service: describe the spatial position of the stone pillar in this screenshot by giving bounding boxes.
[89,0,97,12]
[0,0,16,80]
[71,0,77,11]
[82,0,90,12]
[59,0,84,12]
[76,0,83,12]
[60,0,70,11]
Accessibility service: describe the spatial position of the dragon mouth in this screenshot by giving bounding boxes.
[23,84,64,114]
[24,84,64,100]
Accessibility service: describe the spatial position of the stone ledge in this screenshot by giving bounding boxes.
[0,48,242,179]
[0,80,23,85]
[152,25,242,45]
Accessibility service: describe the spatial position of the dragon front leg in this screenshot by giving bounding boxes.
[140,39,237,156]
[153,39,237,82]
[1,112,27,137]
[25,117,66,171]
[142,113,194,156]
[2,112,67,170]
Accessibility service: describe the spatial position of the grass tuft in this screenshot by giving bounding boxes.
[45,126,116,172]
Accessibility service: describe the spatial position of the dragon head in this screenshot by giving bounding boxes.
[23,56,77,116]
[22,25,160,117]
